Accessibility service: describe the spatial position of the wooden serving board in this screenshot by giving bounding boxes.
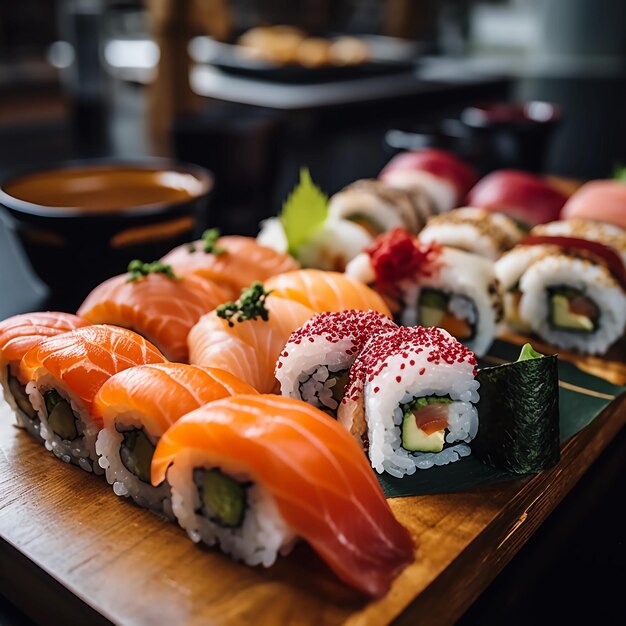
[0,392,624,626]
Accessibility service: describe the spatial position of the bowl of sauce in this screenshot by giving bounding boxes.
[0,160,213,294]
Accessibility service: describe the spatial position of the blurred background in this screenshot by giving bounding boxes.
[0,0,625,235]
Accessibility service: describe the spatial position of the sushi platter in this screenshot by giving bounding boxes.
[1,149,626,625]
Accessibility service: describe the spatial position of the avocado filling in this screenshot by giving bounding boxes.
[194,468,249,528]
[298,366,350,417]
[45,390,78,441]
[418,288,475,341]
[547,285,600,334]
[347,213,385,237]
[400,395,453,453]
[118,427,155,484]
[8,375,37,420]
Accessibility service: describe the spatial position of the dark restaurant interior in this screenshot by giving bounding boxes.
[0,1,624,625]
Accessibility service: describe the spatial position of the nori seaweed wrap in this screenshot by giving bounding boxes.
[474,344,560,473]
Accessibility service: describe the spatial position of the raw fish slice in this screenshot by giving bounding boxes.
[561,180,626,231]
[152,393,414,597]
[163,235,299,298]
[78,272,229,362]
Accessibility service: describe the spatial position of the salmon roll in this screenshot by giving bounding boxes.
[276,309,397,417]
[264,269,391,316]
[78,260,229,362]
[20,325,166,472]
[189,283,315,392]
[93,364,257,515]
[338,326,479,477]
[151,394,414,597]
[0,311,89,440]
[162,230,299,299]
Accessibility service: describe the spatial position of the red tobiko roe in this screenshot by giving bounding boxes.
[366,228,441,286]
[379,148,479,202]
[467,170,568,226]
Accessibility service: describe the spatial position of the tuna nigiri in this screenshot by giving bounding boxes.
[93,363,257,514]
[264,269,391,316]
[151,394,414,597]
[78,260,229,362]
[162,231,299,298]
[0,311,89,439]
[189,285,315,392]
[20,324,166,472]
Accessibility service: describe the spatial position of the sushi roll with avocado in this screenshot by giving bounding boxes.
[346,229,503,356]
[418,207,523,261]
[0,312,89,441]
[151,394,414,597]
[496,219,626,354]
[93,364,257,516]
[338,325,479,476]
[276,309,397,417]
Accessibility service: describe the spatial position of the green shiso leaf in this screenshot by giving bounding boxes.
[279,168,328,255]
[517,343,544,361]
[612,162,626,182]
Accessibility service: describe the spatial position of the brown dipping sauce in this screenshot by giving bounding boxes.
[4,165,208,212]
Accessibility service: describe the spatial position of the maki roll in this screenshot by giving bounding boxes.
[418,207,523,260]
[93,364,257,515]
[161,230,299,299]
[328,179,432,236]
[379,148,478,214]
[338,326,479,477]
[495,219,626,353]
[276,309,397,416]
[346,229,503,356]
[78,260,228,362]
[151,394,414,597]
[19,325,166,472]
[0,312,89,440]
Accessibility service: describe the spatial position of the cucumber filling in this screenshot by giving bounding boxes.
[299,366,350,417]
[8,375,37,420]
[194,468,249,528]
[45,390,78,441]
[400,395,453,453]
[418,288,475,341]
[118,427,155,484]
[547,285,600,334]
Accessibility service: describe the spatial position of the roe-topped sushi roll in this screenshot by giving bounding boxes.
[78,260,229,362]
[338,326,479,477]
[151,394,414,597]
[20,325,166,472]
[0,312,89,440]
[276,309,397,416]
[93,363,257,515]
[496,219,626,353]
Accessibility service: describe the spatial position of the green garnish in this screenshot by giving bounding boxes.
[612,163,626,182]
[517,343,544,361]
[200,228,225,255]
[279,167,328,255]
[216,281,272,327]
[126,259,181,282]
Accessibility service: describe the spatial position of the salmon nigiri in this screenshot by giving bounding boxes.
[162,230,299,299]
[20,325,166,472]
[78,260,229,362]
[0,311,89,438]
[189,284,315,392]
[152,394,414,597]
[264,269,391,315]
[93,363,257,514]
[561,179,626,230]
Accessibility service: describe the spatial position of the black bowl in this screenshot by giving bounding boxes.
[0,159,213,296]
